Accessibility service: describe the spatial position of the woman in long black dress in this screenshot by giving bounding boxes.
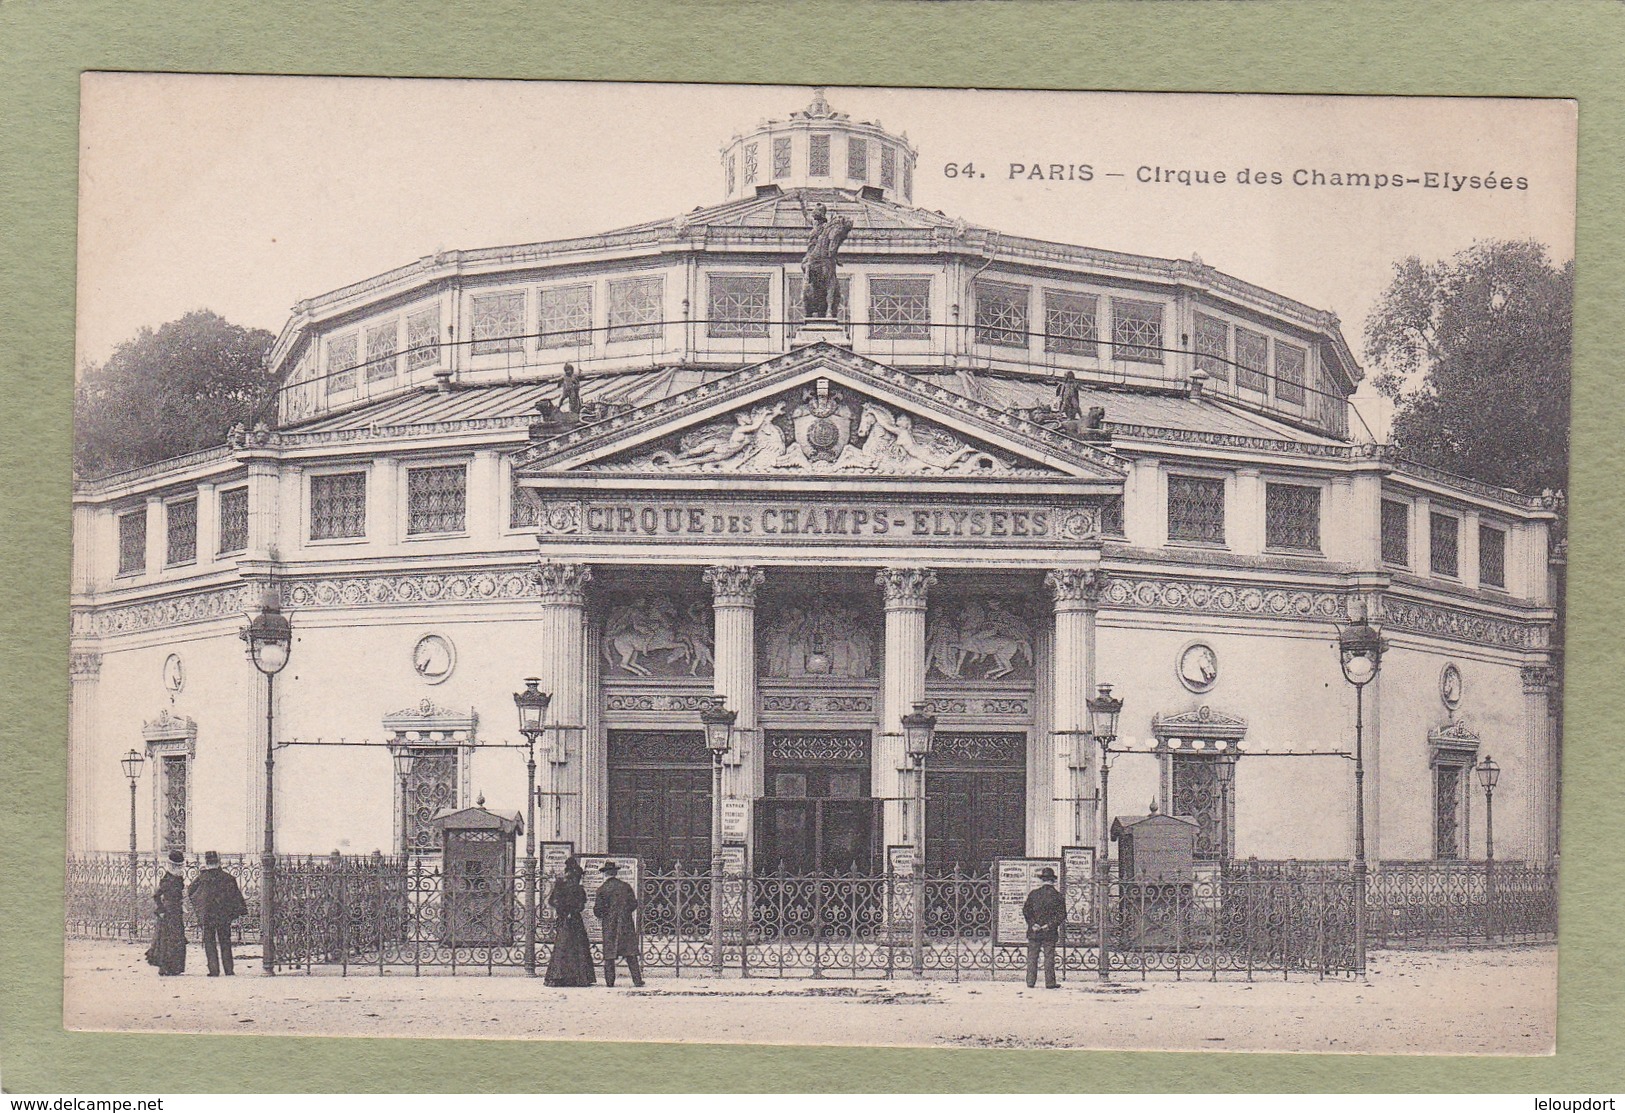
[148,849,187,976]
[543,857,596,986]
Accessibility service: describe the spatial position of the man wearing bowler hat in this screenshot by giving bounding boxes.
[187,850,248,976]
[1023,866,1066,989]
[592,860,644,987]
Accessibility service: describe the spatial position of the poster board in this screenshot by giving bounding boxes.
[1061,845,1095,943]
[993,857,1063,946]
[577,854,640,944]
[536,841,575,930]
[720,797,749,841]
[885,844,915,933]
[720,842,749,936]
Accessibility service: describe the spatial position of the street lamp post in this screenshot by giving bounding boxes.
[392,749,417,859]
[701,697,737,978]
[241,591,292,976]
[121,749,145,937]
[1477,754,1501,942]
[1338,617,1385,977]
[515,678,552,978]
[901,701,936,978]
[1087,684,1123,982]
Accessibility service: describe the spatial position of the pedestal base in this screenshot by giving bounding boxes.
[790,320,853,348]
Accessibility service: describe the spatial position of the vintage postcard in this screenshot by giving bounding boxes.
[64,77,1574,1054]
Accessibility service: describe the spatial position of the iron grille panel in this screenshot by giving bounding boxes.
[1168,475,1226,544]
[1435,764,1462,859]
[772,137,791,180]
[471,292,525,355]
[1235,326,1268,391]
[743,142,758,185]
[217,486,248,554]
[868,278,931,340]
[1045,290,1099,356]
[1381,499,1409,566]
[1170,755,1229,861]
[1112,298,1163,363]
[607,276,663,342]
[726,153,735,195]
[509,477,538,529]
[808,134,830,176]
[847,136,867,181]
[364,320,398,382]
[880,144,897,189]
[326,333,358,394]
[309,472,367,540]
[608,730,708,764]
[408,749,457,853]
[975,281,1029,348]
[1479,524,1507,587]
[118,509,145,575]
[1194,312,1230,383]
[765,731,871,763]
[1264,483,1321,552]
[708,274,772,338]
[538,284,592,348]
[165,497,197,566]
[406,465,467,535]
[406,306,441,373]
[1275,342,1307,404]
[1100,495,1126,537]
[1430,512,1460,577]
[161,755,187,853]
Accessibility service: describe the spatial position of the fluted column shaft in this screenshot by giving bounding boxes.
[877,568,936,850]
[1523,665,1557,862]
[69,651,102,852]
[535,562,592,849]
[705,567,764,817]
[1047,570,1103,849]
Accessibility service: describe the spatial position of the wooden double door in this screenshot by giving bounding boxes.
[606,730,713,871]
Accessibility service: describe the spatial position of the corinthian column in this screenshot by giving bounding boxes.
[705,566,765,824]
[68,650,102,852]
[534,561,592,848]
[1522,664,1558,862]
[1046,569,1104,851]
[877,567,936,848]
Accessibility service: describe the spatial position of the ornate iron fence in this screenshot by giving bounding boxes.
[65,852,263,944]
[67,853,1556,972]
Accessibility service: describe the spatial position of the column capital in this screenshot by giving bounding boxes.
[704,565,765,606]
[876,566,936,608]
[1046,568,1105,609]
[70,650,102,681]
[533,561,592,605]
[1521,663,1556,695]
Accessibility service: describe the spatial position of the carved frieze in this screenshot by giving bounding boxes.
[605,693,720,714]
[760,693,875,714]
[926,598,1035,681]
[921,696,1030,717]
[601,596,714,678]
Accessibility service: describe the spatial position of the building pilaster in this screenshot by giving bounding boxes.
[535,561,592,849]
[1046,569,1104,852]
[705,566,765,844]
[1522,664,1558,861]
[876,567,935,849]
[68,650,102,852]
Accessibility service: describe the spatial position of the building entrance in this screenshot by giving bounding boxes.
[607,730,712,870]
[924,732,1027,873]
[756,730,878,874]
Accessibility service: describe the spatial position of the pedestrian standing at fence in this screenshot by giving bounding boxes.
[146,849,188,976]
[544,856,596,987]
[592,861,644,987]
[1023,867,1066,990]
[187,850,248,976]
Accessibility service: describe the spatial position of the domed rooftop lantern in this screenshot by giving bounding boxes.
[720,88,919,204]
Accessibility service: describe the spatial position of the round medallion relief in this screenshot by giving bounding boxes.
[412,633,456,685]
[162,653,185,694]
[1440,663,1463,711]
[1176,641,1219,694]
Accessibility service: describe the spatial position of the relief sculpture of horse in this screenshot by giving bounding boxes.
[602,599,714,676]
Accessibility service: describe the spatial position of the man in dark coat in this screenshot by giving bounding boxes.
[591,860,644,987]
[1022,866,1067,989]
[186,850,248,976]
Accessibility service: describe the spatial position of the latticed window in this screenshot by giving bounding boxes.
[743,142,759,185]
[868,277,931,340]
[786,274,851,326]
[1275,341,1307,404]
[881,144,897,189]
[407,464,467,535]
[1480,524,1507,588]
[1264,483,1321,552]
[161,755,188,854]
[772,137,791,180]
[607,276,663,342]
[118,509,146,575]
[405,748,458,853]
[1168,475,1226,544]
[1235,327,1268,391]
[809,134,831,176]
[471,292,525,355]
[847,136,867,181]
[1434,763,1463,859]
[974,281,1028,347]
[707,274,771,338]
[1100,495,1125,537]
[1171,756,1231,861]
[1044,290,1099,356]
[309,471,367,540]
[217,487,249,554]
[1381,499,1409,566]
[538,284,592,348]
[405,306,441,372]
[509,476,539,529]
[364,320,398,383]
[1430,511,1460,577]
[1112,298,1163,363]
[165,497,197,565]
[326,332,358,394]
[1193,312,1230,383]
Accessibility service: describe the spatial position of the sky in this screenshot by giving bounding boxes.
[75,77,1577,436]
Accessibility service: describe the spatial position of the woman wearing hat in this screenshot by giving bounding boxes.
[542,856,596,986]
[146,849,188,976]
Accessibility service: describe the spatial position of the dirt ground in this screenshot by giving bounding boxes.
[63,939,1556,1055]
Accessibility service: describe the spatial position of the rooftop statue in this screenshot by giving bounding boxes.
[800,200,854,321]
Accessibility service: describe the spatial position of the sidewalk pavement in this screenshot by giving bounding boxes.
[64,938,1556,1055]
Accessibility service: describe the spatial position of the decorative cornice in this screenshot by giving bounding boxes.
[1046,568,1105,609]
[73,583,260,640]
[69,651,102,680]
[1102,575,1346,624]
[606,692,723,714]
[922,696,1029,717]
[1428,718,1481,762]
[704,565,765,605]
[877,566,936,608]
[1380,596,1543,651]
[382,698,478,742]
[533,561,593,605]
[142,709,197,746]
[762,693,876,714]
[1151,705,1248,746]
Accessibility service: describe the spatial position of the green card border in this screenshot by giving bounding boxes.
[3,0,1621,1094]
